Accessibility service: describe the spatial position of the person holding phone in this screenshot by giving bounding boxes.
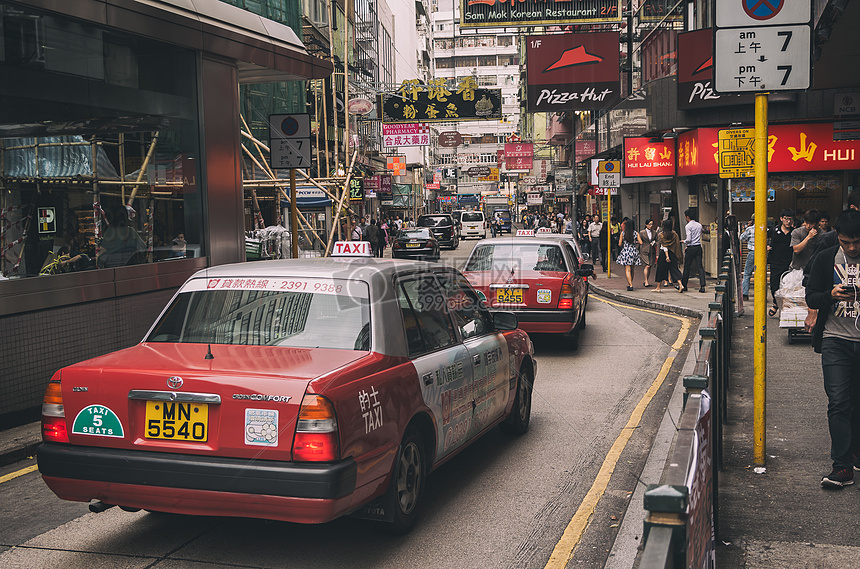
[806,209,860,488]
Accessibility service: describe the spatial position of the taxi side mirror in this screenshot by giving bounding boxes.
[577,264,594,277]
[492,311,518,331]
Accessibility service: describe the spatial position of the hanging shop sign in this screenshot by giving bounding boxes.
[347,97,374,115]
[678,29,753,110]
[460,0,622,28]
[575,138,596,164]
[348,178,364,201]
[640,0,683,22]
[387,155,407,177]
[623,137,676,177]
[467,166,491,177]
[525,32,621,112]
[477,168,500,182]
[677,123,860,176]
[504,143,533,170]
[527,193,543,205]
[438,131,463,147]
[382,123,430,148]
[382,78,502,123]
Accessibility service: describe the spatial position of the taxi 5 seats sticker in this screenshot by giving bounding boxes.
[72,405,125,437]
[245,409,279,446]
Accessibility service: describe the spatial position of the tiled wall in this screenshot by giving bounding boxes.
[0,289,177,417]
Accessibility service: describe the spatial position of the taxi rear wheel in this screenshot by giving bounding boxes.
[500,364,533,435]
[383,429,426,534]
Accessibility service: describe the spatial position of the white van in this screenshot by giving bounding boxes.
[459,210,486,239]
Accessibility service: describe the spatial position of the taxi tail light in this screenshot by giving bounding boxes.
[292,394,340,462]
[558,274,574,310]
[42,379,69,443]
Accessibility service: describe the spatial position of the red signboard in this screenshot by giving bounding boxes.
[624,137,676,177]
[676,123,860,176]
[505,142,533,170]
[575,139,596,164]
[525,32,621,112]
[677,29,752,110]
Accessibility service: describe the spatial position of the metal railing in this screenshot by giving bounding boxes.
[640,249,736,569]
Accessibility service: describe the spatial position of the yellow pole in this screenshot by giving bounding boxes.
[607,191,612,278]
[753,93,768,466]
[291,168,299,259]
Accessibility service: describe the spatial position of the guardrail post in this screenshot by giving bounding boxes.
[643,484,688,568]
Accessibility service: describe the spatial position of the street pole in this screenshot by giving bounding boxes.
[290,168,299,258]
[753,92,768,466]
[607,188,612,278]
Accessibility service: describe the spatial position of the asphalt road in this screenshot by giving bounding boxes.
[0,241,694,569]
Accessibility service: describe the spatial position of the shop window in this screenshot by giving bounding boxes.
[0,4,202,279]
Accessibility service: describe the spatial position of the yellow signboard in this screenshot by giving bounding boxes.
[718,128,755,178]
[597,160,621,174]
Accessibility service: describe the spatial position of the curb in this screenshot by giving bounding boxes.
[589,282,705,319]
[0,422,42,468]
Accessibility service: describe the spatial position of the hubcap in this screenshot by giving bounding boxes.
[397,442,421,514]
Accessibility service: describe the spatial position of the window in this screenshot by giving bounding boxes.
[497,36,514,47]
[436,57,455,69]
[465,243,567,272]
[397,276,457,356]
[478,55,496,67]
[477,74,497,86]
[455,56,478,68]
[498,55,518,66]
[437,272,494,340]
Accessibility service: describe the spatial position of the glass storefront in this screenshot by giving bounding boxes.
[0,3,202,278]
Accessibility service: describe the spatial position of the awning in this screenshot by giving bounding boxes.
[31,0,332,83]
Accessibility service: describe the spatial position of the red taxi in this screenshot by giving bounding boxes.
[37,251,536,533]
[462,233,591,348]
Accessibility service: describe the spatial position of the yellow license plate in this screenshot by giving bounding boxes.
[406,243,421,248]
[496,288,523,303]
[145,400,208,441]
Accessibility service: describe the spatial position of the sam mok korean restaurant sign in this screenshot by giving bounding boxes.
[460,0,622,28]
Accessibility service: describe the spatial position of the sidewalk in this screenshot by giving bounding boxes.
[590,260,860,567]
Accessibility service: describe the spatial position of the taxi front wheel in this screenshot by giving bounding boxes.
[382,429,426,534]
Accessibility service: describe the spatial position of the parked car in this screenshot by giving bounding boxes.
[392,228,440,260]
[462,236,591,348]
[460,211,487,239]
[417,213,459,249]
[37,257,536,533]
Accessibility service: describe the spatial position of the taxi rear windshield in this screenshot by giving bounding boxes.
[465,243,567,272]
[147,278,371,350]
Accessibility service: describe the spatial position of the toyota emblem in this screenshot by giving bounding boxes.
[167,376,183,389]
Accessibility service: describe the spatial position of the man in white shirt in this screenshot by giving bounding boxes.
[587,218,603,266]
[681,208,706,293]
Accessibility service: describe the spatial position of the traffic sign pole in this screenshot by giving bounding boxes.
[754,93,768,466]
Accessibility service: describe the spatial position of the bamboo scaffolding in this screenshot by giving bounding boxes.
[324,149,359,257]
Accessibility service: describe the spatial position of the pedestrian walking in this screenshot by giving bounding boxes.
[588,216,603,267]
[767,209,794,316]
[638,219,657,287]
[654,219,683,292]
[790,209,822,271]
[740,215,756,300]
[616,218,643,291]
[680,208,706,293]
[806,209,860,488]
[365,219,382,257]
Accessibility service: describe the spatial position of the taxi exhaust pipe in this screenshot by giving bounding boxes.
[88,501,115,513]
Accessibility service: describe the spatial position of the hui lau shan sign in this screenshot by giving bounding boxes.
[460,0,622,28]
[382,78,502,123]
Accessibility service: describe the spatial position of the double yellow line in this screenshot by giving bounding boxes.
[545,296,692,568]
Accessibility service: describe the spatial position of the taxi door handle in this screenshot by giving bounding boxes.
[473,354,481,367]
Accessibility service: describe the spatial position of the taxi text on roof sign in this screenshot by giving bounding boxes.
[332,241,373,257]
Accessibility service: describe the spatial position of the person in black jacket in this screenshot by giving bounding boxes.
[806,209,860,488]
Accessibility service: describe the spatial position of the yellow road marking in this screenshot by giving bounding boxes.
[544,297,694,568]
[0,464,38,484]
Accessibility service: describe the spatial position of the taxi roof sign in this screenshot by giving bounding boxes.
[535,227,553,233]
[516,229,535,236]
[332,241,373,257]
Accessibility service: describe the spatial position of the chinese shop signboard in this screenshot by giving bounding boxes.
[460,0,621,28]
[382,123,430,148]
[382,78,501,123]
[623,137,676,177]
[387,155,407,177]
[525,32,620,112]
[676,123,860,176]
[504,143,534,170]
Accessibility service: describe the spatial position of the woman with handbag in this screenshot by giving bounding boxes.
[654,219,684,292]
